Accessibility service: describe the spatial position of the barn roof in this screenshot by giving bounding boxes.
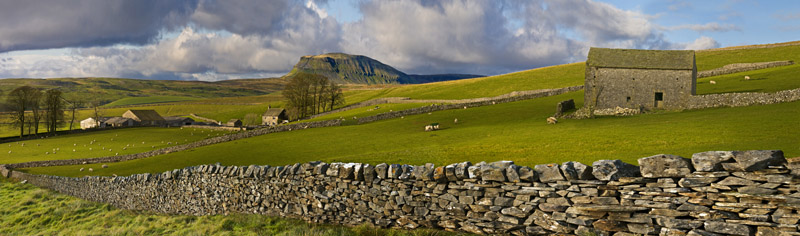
[126,110,165,121]
[587,48,695,70]
[227,119,241,123]
[105,117,132,125]
[263,108,286,117]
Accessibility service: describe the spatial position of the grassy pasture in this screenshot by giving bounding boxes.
[0,127,230,165]
[0,178,466,236]
[103,96,203,107]
[26,91,800,177]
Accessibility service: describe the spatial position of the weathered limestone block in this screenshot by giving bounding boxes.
[338,163,356,179]
[445,164,458,181]
[481,161,513,182]
[433,166,448,183]
[704,221,751,235]
[506,165,521,183]
[398,165,413,180]
[325,163,341,177]
[592,160,640,181]
[692,151,736,172]
[593,219,627,232]
[388,164,403,179]
[525,210,575,233]
[535,163,565,183]
[561,161,593,180]
[455,161,471,179]
[732,150,785,172]
[468,162,485,179]
[362,164,375,182]
[639,154,693,178]
[518,166,537,182]
[375,163,388,179]
[678,177,718,188]
[421,163,435,181]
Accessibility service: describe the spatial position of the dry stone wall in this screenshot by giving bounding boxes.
[7,149,800,235]
[688,88,800,110]
[357,86,584,124]
[698,61,794,78]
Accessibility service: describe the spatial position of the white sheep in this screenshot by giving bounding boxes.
[454,118,459,124]
[710,80,716,84]
[744,76,751,80]
[546,117,558,124]
[88,168,93,172]
[79,168,84,172]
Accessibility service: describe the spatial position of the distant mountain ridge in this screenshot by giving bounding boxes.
[287,53,483,84]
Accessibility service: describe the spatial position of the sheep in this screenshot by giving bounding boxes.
[102,164,108,168]
[88,168,93,172]
[744,75,751,80]
[454,118,459,124]
[546,117,558,124]
[7,151,11,154]
[79,168,84,172]
[710,80,716,84]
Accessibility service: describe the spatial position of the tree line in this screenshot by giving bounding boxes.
[282,72,344,119]
[4,86,91,138]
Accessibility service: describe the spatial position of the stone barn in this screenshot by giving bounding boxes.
[122,110,166,126]
[226,119,243,127]
[262,108,287,126]
[105,117,134,127]
[584,48,697,110]
[164,116,194,127]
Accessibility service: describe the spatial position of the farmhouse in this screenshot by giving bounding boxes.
[226,119,243,127]
[122,110,166,126]
[262,108,288,126]
[105,117,134,127]
[584,48,697,110]
[164,116,194,127]
[79,117,109,129]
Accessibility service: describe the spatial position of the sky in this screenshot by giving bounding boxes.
[0,0,797,81]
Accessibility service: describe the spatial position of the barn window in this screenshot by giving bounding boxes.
[626,96,631,102]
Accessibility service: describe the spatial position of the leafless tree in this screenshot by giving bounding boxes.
[43,89,65,133]
[7,86,40,137]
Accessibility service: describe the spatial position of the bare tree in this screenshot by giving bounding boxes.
[7,86,39,137]
[43,89,65,133]
[89,96,104,128]
[282,73,343,119]
[30,89,43,135]
[64,95,84,130]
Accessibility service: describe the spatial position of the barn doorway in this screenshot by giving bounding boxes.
[654,92,664,108]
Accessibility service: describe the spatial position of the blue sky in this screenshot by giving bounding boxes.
[0,0,797,81]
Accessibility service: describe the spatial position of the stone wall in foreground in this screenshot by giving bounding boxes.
[5,149,800,235]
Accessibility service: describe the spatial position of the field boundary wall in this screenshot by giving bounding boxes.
[4,150,800,235]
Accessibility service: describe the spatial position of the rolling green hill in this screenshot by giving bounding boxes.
[287,53,483,84]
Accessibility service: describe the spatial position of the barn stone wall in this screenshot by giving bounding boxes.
[585,67,695,110]
[697,60,794,78]
[5,149,800,235]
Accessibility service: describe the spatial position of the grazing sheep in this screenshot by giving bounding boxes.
[45,152,49,155]
[454,118,458,124]
[102,164,108,168]
[744,75,751,80]
[7,151,10,154]
[88,168,93,172]
[79,168,84,172]
[73,149,76,152]
[710,80,716,84]
[546,117,558,124]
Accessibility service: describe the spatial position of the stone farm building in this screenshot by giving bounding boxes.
[584,48,697,110]
[105,117,134,127]
[122,110,166,126]
[164,116,194,127]
[262,108,287,126]
[226,119,243,127]
[79,117,110,129]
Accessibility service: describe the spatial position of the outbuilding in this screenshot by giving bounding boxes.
[584,48,697,111]
[164,116,195,127]
[80,117,109,129]
[122,110,166,126]
[226,119,243,127]
[105,117,134,127]
[262,108,288,126]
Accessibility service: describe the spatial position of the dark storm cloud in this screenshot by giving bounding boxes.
[0,0,197,52]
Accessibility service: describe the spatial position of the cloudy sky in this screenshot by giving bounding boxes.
[0,0,797,81]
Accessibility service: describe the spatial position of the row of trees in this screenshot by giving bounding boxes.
[5,86,91,138]
[283,72,344,119]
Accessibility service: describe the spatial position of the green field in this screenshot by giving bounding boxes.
[26,91,800,177]
[1,127,230,165]
[302,103,432,124]
[103,96,203,107]
[0,178,466,236]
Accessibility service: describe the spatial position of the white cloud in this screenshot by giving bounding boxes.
[0,0,728,80]
[681,36,720,50]
[664,22,741,33]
